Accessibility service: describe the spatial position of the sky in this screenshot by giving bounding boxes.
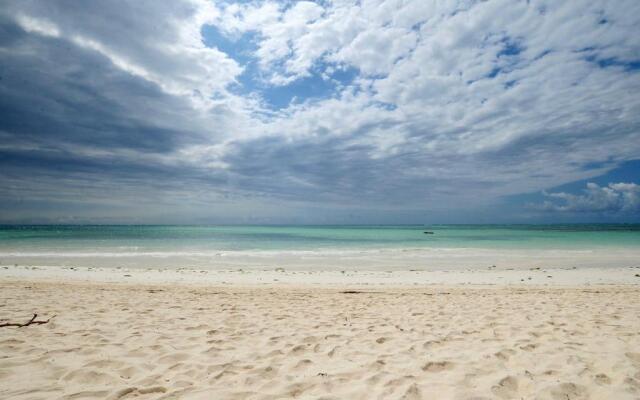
[0,0,639,224]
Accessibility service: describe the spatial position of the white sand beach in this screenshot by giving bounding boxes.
[2,267,640,399]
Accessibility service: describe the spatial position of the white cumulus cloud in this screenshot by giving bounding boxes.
[539,182,640,213]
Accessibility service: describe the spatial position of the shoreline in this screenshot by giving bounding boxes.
[2,245,640,273]
[2,263,640,287]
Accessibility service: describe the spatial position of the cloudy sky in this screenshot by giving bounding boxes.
[0,0,639,224]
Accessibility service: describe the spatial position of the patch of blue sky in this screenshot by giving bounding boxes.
[586,56,640,71]
[258,65,358,110]
[372,101,397,111]
[504,80,517,89]
[201,24,258,64]
[575,47,640,71]
[496,37,524,57]
[200,25,270,107]
[486,67,501,78]
[469,37,525,82]
[201,24,359,110]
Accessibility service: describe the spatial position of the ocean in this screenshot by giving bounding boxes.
[1,224,639,270]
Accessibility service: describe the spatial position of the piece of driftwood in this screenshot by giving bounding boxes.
[0,313,55,328]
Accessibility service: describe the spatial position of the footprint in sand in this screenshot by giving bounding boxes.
[626,352,640,366]
[624,377,640,391]
[294,359,313,370]
[594,373,611,385]
[365,371,388,385]
[112,386,167,399]
[549,382,588,400]
[156,353,190,364]
[422,340,442,349]
[422,361,455,372]
[118,366,141,380]
[185,323,209,331]
[491,376,519,399]
[254,365,278,379]
[62,369,118,385]
[494,349,516,361]
[401,383,422,400]
[519,343,538,351]
[286,382,316,398]
[327,346,341,357]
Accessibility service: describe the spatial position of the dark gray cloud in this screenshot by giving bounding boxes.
[0,17,203,149]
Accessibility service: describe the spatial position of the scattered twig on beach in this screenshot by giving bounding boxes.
[0,313,56,328]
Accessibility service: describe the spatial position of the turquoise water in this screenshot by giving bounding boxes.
[0,225,638,254]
